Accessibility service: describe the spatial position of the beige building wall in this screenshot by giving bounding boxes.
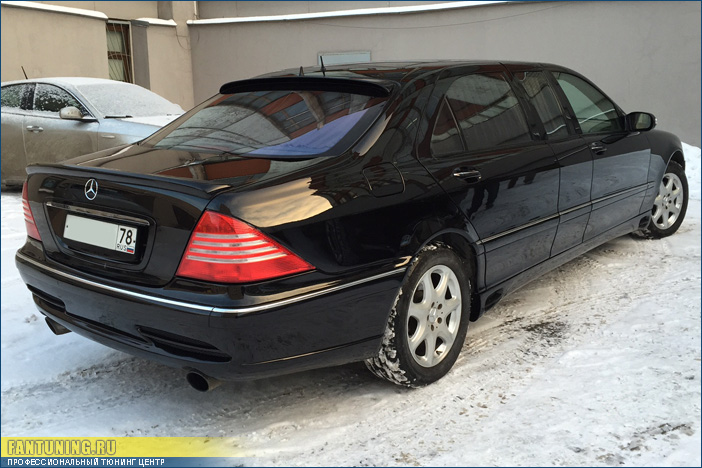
[145,24,195,109]
[197,1,447,19]
[1,5,109,82]
[189,1,701,146]
[38,1,157,20]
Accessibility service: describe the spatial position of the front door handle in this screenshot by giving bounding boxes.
[590,142,607,154]
[452,168,482,182]
[26,126,43,133]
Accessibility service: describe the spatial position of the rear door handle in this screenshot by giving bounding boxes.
[452,168,482,182]
[26,126,43,133]
[590,142,607,154]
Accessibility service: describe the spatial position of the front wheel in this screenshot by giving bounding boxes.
[646,161,688,238]
[365,244,472,387]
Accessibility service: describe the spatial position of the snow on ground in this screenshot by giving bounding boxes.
[1,145,700,466]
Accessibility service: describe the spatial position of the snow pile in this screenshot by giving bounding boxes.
[1,145,700,466]
[683,142,701,200]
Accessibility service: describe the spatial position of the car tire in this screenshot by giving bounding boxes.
[365,243,472,387]
[643,161,688,238]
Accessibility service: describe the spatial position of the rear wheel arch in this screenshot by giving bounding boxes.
[427,231,476,265]
[418,230,482,321]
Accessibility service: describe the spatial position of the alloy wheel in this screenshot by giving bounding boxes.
[652,172,684,230]
[407,265,462,367]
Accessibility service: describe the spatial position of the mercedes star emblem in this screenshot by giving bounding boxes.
[84,179,98,200]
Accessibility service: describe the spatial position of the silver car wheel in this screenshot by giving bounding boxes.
[652,172,684,230]
[407,264,462,368]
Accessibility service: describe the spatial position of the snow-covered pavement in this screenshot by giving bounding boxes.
[2,145,700,466]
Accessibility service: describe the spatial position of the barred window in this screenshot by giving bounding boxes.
[106,21,133,83]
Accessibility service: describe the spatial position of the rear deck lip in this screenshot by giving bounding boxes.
[15,251,406,315]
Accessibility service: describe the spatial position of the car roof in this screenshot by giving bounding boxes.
[1,77,134,88]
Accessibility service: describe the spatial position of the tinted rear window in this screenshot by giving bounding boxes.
[146,90,387,158]
[445,73,532,152]
[431,98,464,157]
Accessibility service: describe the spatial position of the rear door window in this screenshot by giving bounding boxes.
[1,84,30,110]
[430,98,464,157]
[445,73,532,152]
[514,71,569,139]
[150,89,387,158]
[553,72,622,134]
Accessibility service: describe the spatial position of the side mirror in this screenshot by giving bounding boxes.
[59,106,84,120]
[626,112,656,132]
[59,106,97,122]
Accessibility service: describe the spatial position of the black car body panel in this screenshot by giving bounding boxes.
[16,61,685,382]
[16,243,401,379]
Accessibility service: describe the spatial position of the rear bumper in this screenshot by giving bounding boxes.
[16,249,404,381]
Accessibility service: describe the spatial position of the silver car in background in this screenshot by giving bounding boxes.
[1,77,184,188]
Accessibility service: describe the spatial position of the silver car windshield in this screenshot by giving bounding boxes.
[76,82,183,118]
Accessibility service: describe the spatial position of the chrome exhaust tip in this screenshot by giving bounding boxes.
[45,317,71,335]
[186,371,222,392]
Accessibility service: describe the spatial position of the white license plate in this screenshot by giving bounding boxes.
[64,214,138,255]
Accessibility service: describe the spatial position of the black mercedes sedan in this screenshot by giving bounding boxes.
[16,61,688,390]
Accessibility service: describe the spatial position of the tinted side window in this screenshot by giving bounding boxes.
[514,71,568,139]
[554,72,622,134]
[431,98,464,157]
[1,84,27,109]
[446,73,531,152]
[33,84,85,115]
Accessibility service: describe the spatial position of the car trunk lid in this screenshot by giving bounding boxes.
[26,158,231,287]
[26,146,353,287]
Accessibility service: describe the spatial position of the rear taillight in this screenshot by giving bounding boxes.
[176,211,314,283]
[22,181,41,241]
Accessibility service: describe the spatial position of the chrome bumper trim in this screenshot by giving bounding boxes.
[16,252,405,315]
[213,268,406,314]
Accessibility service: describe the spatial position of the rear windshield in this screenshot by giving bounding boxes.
[144,89,387,158]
